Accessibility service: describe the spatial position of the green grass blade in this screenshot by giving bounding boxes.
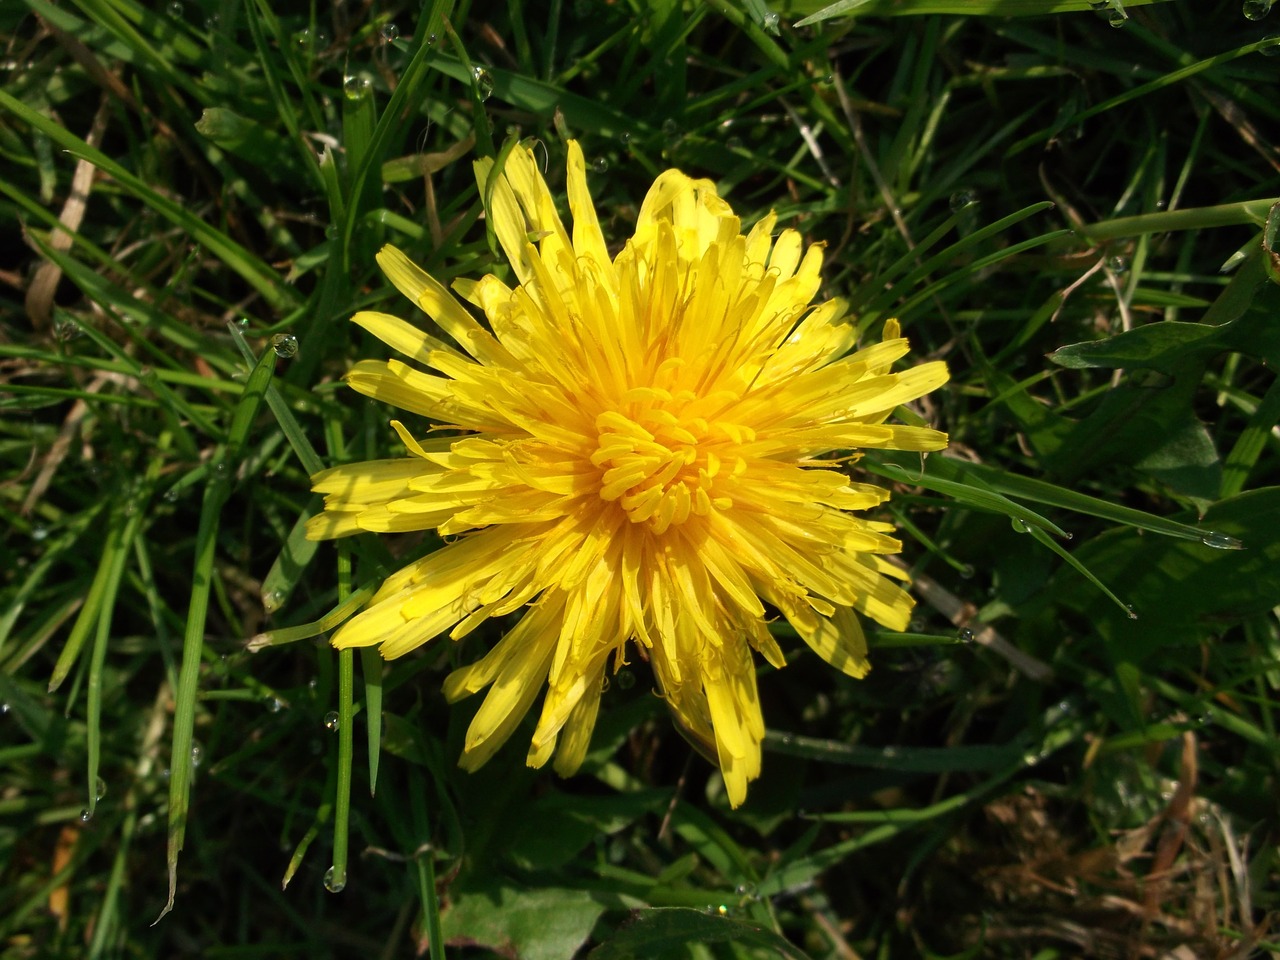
[159,343,275,920]
[0,89,300,312]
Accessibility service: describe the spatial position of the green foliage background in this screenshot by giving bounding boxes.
[2,0,1279,956]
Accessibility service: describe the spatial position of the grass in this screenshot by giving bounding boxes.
[2,0,1279,956]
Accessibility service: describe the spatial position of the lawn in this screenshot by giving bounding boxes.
[2,0,1279,956]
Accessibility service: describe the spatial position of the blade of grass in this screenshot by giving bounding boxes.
[158,335,275,921]
[0,89,300,312]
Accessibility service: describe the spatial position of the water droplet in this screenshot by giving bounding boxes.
[314,30,329,47]
[323,866,346,892]
[1011,518,1030,533]
[1106,254,1128,274]
[821,73,835,85]
[761,11,780,32]
[167,1,183,18]
[1243,0,1273,20]
[1261,35,1280,55]
[618,131,632,146]
[471,66,494,101]
[93,777,107,800]
[190,741,204,767]
[266,696,285,713]
[615,670,635,690]
[53,318,81,341]
[591,156,609,174]
[661,118,681,141]
[949,189,977,212]
[426,33,437,46]
[163,488,179,503]
[1125,604,1138,620]
[958,563,976,580]
[204,14,218,30]
[1022,751,1041,765]
[1201,531,1244,550]
[1088,0,1109,8]
[293,28,310,48]
[1107,8,1128,26]
[1155,198,1168,210]
[343,74,371,100]
[0,703,9,716]
[1197,708,1215,725]
[958,627,976,644]
[323,711,340,732]
[80,808,93,822]
[31,526,48,542]
[212,461,228,477]
[271,333,299,358]
[380,22,399,43]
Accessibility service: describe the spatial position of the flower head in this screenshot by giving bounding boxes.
[307,141,949,806]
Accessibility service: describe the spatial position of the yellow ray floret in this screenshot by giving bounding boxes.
[307,139,950,808]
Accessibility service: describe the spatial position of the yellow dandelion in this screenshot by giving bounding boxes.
[307,140,949,807]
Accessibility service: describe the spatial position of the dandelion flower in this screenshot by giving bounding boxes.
[307,141,949,806]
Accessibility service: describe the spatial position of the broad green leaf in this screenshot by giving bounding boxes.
[1053,487,1280,663]
[441,884,615,960]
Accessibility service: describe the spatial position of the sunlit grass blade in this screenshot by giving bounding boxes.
[791,0,1173,23]
[246,584,377,651]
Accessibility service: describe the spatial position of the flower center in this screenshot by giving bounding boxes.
[590,389,732,533]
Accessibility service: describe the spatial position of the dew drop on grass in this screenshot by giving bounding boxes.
[1125,604,1138,620]
[1108,8,1128,27]
[949,189,978,212]
[31,526,48,542]
[592,156,609,173]
[958,627,976,644]
[1107,254,1129,274]
[323,711,340,732]
[1261,35,1280,55]
[95,777,107,801]
[190,741,204,767]
[471,66,494,101]
[343,74,371,100]
[167,1,183,18]
[265,696,285,713]
[1201,530,1244,550]
[661,118,680,140]
[271,333,299,358]
[323,866,346,893]
[0,703,9,716]
[204,14,219,30]
[380,22,399,42]
[1243,0,1273,20]
[80,809,93,823]
[293,29,310,48]
[761,11,780,32]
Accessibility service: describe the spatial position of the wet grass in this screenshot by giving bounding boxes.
[2,0,1279,956]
